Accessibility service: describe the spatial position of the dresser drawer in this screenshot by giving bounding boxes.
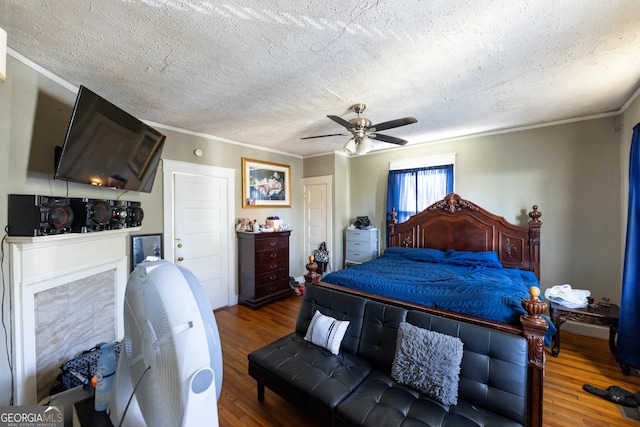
[255,278,289,299]
[346,240,377,252]
[256,248,288,270]
[345,249,376,263]
[345,228,378,243]
[256,269,289,286]
[256,236,289,252]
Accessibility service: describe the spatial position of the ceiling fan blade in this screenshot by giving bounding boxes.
[327,115,355,130]
[370,133,409,145]
[301,132,350,140]
[369,117,417,132]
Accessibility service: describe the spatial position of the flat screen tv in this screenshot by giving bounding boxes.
[54,85,165,193]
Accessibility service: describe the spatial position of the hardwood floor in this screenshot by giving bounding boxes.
[214,294,324,427]
[214,295,640,427]
[543,332,639,426]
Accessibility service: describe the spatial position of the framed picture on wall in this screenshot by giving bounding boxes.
[242,158,291,208]
[131,233,163,271]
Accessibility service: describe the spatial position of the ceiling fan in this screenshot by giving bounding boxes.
[301,103,418,155]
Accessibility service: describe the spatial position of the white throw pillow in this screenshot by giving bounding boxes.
[304,310,350,355]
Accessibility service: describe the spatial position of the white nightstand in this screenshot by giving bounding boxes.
[345,228,379,267]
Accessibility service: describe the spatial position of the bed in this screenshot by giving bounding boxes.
[318,193,550,427]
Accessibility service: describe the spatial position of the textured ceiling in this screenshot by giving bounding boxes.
[2,1,640,157]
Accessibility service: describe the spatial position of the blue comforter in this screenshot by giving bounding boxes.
[323,247,555,342]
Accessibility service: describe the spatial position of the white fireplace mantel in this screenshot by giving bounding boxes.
[8,228,138,405]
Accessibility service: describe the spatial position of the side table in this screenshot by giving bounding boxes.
[549,301,629,375]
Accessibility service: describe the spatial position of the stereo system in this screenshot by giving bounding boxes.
[8,194,144,237]
[125,201,144,228]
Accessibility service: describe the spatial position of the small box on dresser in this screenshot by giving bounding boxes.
[237,231,291,309]
[345,228,379,267]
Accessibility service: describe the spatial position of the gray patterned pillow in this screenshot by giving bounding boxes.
[391,322,464,405]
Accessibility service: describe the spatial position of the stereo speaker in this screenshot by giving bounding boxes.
[125,201,144,228]
[8,194,74,236]
[70,198,113,232]
[109,200,128,230]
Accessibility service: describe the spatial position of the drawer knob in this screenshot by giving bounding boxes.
[270,275,277,280]
[270,253,277,258]
[177,257,184,261]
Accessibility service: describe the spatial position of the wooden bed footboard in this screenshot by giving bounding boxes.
[520,286,548,427]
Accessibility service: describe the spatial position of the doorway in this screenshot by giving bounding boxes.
[302,175,333,273]
[162,159,236,309]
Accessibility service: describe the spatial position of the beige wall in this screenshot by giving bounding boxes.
[0,56,303,404]
[1,51,638,404]
[303,117,624,298]
[0,55,305,270]
[158,127,305,273]
[303,153,351,270]
[340,118,625,341]
[347,118,623,301]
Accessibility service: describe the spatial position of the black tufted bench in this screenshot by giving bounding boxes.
[248,284,531,427]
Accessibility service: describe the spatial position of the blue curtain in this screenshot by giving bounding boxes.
[617,123,640,370]
[386,165,454,224]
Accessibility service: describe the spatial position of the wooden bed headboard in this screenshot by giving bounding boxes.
[388,193,542,279]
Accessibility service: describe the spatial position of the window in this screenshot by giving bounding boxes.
[386,155,454,224]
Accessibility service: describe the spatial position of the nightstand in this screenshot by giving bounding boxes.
[549,301,629,375]
[345,228,379,267]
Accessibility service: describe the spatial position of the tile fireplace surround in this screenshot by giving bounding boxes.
[7,228,136,405]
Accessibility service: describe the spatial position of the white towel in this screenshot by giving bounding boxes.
[544,284,591,308]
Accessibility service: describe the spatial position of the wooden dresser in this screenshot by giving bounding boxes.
[237,231,291,309]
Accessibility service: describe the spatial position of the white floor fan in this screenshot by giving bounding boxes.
[108,260,223,427]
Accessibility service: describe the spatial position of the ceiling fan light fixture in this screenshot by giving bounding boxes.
[356,136,373,155]
[343,137,357,154]
[304,103,416,154]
